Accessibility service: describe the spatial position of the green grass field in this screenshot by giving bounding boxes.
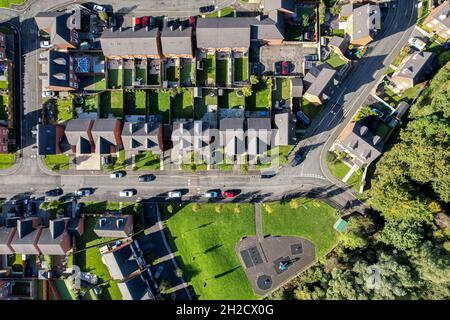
[135,67,147,85]
[43,154,69,171]
[123,69,134,87]
[107,68,122,89]
[327,157,350,180]
[101,91,123,118]
[149,90,171,123]
[124,90,146,115]
[72,216,122,300]
[0,153,15,169]
[218,89,245,109]
[180,60,194,84]
[0,0,24,8]
[234,57,248,82]
[0,94,8,120]
[172,89,193,119]
[161,203,258,300]
[262,199,340,257]
[55,99,73,123]
[206,54,215,86]
[134,151,160,170]
[326,52,347,70]
[246,77,271,111]
[272,78,291,101]
[75,95,98,113]
[216,59,229,87]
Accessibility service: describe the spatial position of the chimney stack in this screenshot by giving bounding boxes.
[145,123,149,134]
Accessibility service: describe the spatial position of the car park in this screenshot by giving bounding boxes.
[120,189,136,197]
[205,191,219,198]
[75,188,93,197]
[222,190,235,198]
[40,41,53,49]
[168,191,182,198]
[110,171,124,179]
[45,188,63,197]
[138,174,155,182]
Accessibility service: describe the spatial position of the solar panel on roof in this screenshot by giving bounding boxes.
[75,57,89,73]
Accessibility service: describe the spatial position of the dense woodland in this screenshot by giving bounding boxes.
[269,62,450,300]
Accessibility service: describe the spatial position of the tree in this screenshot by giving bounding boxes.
[242,86,252,97]
[40,201,63,218]
[98,11,108,22]
[167,204,174,214]
[264,204,273,214]
[158,278,171,293]
[354,106,376,122]
[249,75,259,85]
[302,13,310,28]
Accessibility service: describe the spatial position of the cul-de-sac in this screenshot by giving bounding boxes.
[0,0,448,301]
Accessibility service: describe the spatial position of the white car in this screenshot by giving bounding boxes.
[168,191,182,198]
[40,41,53,48]
[120,189,136,197]
[93,4,106,12]
[75,189,92,197]
[204,191,218,198]
[408,37,426,51]
[42,91,55,98]
[110,171,124,179]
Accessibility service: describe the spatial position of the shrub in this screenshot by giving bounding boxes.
[326,151,336,163]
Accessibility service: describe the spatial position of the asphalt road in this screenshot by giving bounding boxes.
[0,0,418,214]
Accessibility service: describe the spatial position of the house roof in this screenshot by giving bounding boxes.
[273,112,296,146]
[328,36,349,53]
[117,269,157,300]
[394,51,435,80]
[0,226,15,254]
[247,117,272,130]
[305,65,337,98]
[291,77,303,97]
[196,18,252,49]
[10,218,41,254]
[35,11,78,46]
[37,124,56,155]
[94,215,132,238]
[42,50,72,88]
[161,20,192,56]
[122,121,162,152]
[102,241,141,280]
[37,219,70,255]
[100,27,159,57]
[92,118,119,132]
[352,4,379,41]
[263,0,295,13]
[65,119,93,132]
[220,117,245,130]
[425,2,450,28]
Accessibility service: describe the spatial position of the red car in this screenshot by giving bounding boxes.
[189,16,196,30]
[141,16,149,27]
[281,61,289,75]
[134,17,141,28]
[222,191,235,198]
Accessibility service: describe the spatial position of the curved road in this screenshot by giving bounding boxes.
[0,1,417,212]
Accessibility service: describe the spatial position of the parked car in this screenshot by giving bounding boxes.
[40,41,53,48]
[168,191,182,198]
[120,189,136,197]
[138,174,155,182]
[304,54,318,61]
[252,62,259,75]
[75,188,93,197]
[188,16,196,29]
[274,62,282,75]
[108,16,116,28]
[200,5,215,13]
[204,191,219,198]
[296,111,311,125]
[408,37,426,51]
[42,91,55,98]
[291,153,303,167]
[80,272,98,285]
[141,16,149,27]
[93,4,106,12]
[281,61,289,75]
[110,171,124,179]
[45,188,63,197]
[133,17,141,28]
[149,16,156,27]
[261,171,277,179]
[222,190,235,198]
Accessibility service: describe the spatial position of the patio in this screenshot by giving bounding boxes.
[148,59,161,86]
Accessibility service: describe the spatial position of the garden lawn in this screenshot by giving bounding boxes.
[101,91,123,118]
[298,97,321,128]
[0,153,15,169]
[180,60,194,84]
[234,57,248,82]
[327,158,350,180]
[124,90,146,115]
[326,52,347,70]
[206,54,215,85]
[219,6,234,17]
[218,89,245,109]
[136,67,147,85]
[246,77,271,111]
[43,154,69,171]
[346,168,363,192]
[93,75,106,91]
[332,29,345,37]
[54,279,76,300]
[262,198,340,257]
[161,203,258,300]
[75,95,98,113]
[55,99,73,123]
[134,151,160,170]
[272,78,291,101]
[0,0,24,8]
[8,254,22,272]
[72,216,122,300]
[0,94,8,120]
[166,66,179,82]
[216,59,229,87]
[172,90,193,119]
[123,69,134,87]
[107,68,122,89]
[148,91,171,123]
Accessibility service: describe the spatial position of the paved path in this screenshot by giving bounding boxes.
[342,164,359,184]
[255,203,263,241]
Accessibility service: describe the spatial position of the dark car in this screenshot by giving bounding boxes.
[291,153,303,167]
[45,188,63,197]
[261,171,277,179]
[148,16,156,28]
[274,62,282,75]
[138,174,155,182]
[200,5,215,13]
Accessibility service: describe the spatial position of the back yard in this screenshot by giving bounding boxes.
[124,90,147,116]
[216,59,229,87]
[246,77,271,111]
[148,90,171,123]
[54,98,74,123]
[107,68,122,89]
[172,89,193,119]
[100,91,123,118]
[234,57,248,82]
[218,89,245,109]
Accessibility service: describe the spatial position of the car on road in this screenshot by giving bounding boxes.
[120,189,136,197]
[204,191,219,198]
[141,16,149,27]
[296,111,311,125]
[200,5,215,13]
[261,171,277,179]
[93,5,106,12]
[168,191,182,198]
[291,153,303,166]
[110,171,124,179]
[138,174,155,182]
[42,91,55,98]
[408,37,426,51]
[40,41,53,49]
[222,190,235,198]
[75,188,93,197]
[281,61,289,75]
[45,188,63,197]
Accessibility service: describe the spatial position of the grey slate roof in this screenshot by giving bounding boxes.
[291,77,303,97]
[122,121,162,154]
[37,124,56,155]
[91,119,120,154]
[118,269,157,300]
[161,20,192,56]
[263,0,295,13]
[328,36,349,53]
[305,64,337,99]
[196,18,252,49]
[352,4,379,41]
[37,219,71,255]
[102,241,141,280]
[42,50,72,88]
[427,2,450,28]
[246,118,272,158]
[94,215,133,238]
[65,119,93,154]
[220,118,245,156]
[35,11,77,47]
[395,51,435,80]
[273,112,296,146]
[100,27,159,57]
